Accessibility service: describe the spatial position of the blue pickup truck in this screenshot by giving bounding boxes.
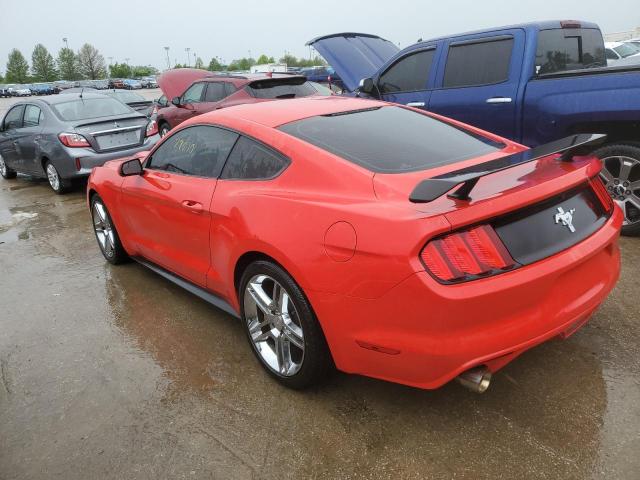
[309,21,640,234]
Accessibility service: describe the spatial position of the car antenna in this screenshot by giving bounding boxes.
[79,87,84,99]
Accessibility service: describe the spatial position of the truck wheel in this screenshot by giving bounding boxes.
[594,143,640,236]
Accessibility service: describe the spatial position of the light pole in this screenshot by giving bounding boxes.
[185,48,191,67]
[164,47,170,70]
[62,37,69,49]
[193,52,197,66]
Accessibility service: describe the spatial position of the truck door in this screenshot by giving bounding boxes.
[428,30,524,141]
[377,47,438,111]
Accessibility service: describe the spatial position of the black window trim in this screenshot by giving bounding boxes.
[377,46,437,95]
[439,34,516,90]
[144,123,291,181]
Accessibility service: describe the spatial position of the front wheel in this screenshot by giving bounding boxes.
[240,261,333,389]
[595,143,640,236]
[0,154,17,179]
[91,194,128,264]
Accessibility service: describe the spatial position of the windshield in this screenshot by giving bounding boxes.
[247,78,316,99]
[279,106,503,173]
[52,98,132,121]
[614,43,640,58]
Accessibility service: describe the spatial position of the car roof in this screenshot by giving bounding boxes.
[605,41,624,48]
[197,96,386,128]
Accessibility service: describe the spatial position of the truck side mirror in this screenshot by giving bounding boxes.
[359,78,375,94]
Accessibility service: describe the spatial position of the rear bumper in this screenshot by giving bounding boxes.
[311,207,622,390]
[56,134,159,179]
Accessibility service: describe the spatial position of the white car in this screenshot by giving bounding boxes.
[10,86,32,96]
[605,41,640,66]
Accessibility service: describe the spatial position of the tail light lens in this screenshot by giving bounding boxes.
[58,132,90,148]
[151,105,158,115]
[421,225,517,283]
[145,120,158,137]
[590,176,613,214]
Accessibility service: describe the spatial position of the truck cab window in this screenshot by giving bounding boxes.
[536,28,606,74]
[443,38,514,88]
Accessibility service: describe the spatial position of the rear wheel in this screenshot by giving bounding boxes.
[91,194,128,264]
[239,260,333,389]
[595,143,640,236]
[0,154,17,179]
[45,161,71,194]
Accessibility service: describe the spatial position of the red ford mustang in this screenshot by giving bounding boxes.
[87,96,621,392]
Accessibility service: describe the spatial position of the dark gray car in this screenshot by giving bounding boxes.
[0,93,159,193]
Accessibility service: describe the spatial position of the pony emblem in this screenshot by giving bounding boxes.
[555,207,576,233]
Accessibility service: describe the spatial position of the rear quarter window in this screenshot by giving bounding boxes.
[278,106,503,173]
[221,136,289,180]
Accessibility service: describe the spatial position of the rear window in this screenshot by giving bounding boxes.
[246,78,316,99]
[278,106,503,173]
[107,91,146,103]
[536,28,606,74]
[52,98,132,121]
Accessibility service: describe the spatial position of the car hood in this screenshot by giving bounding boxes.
[157,68,213,100]
[307,33,399,92]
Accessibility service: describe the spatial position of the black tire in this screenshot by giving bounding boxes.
[593,143,640,236]
[90,194,129,265]
[0,154,17,179]
[239,260,333,389]
[159,123,170,138]
[44,160,71,194]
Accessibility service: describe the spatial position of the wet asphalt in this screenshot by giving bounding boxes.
[1,104,639,480]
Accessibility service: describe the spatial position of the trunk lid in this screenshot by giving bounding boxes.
[73,114,149,153]
[307,33,399,92]
[157,68,213,100]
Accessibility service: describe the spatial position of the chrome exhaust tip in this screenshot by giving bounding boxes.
[455,366,492,394]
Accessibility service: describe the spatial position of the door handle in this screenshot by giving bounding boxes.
[486,97,513,104]
[406,102,425,107]
[181,200,203,213]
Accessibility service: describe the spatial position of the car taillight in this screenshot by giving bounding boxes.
[151,105,158,115]
[421,225,517,283]
[590,176,613,214]
[145,120,158,137]
[58,132,90,148]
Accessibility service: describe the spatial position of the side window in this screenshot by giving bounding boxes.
[23,105,42,127]
[221,136,289,180]
[204,82,227,102]
[379,49,435,94]
[605,48,618,60]
[182,82,206,103]
[224,82,237,96]
[535,28,606,74]
[3,105,25,130]
[148,126,239,177]
[443,38,514,88]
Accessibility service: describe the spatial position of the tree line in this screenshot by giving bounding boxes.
[2,44,327,84]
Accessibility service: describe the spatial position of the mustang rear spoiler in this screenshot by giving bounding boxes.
[409,133,607,203]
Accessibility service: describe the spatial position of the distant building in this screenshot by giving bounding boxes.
[604,27,640,41]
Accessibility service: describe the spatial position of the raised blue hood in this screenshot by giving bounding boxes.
[307,33,399,92]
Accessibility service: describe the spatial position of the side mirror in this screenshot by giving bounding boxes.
[171,96,181,106]
[120,158,143,177]
[359,77,375,95]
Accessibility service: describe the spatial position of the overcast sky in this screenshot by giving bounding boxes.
[1,0,639,73]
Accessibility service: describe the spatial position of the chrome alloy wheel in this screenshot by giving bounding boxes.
[92,201,116,258]
[244,274,305,376]
[46,163,60,191]
[600,155,640,226]
[0,155,6,177]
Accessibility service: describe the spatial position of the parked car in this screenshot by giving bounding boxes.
[156,68,321,137]
[109,79,125,89]
[30,83,55,95]
[0,93,159,193]
[605,41,640,65]
[87,96,621,392]
[123,79,143,90]
[300,65,344,91]
[310,21,640,235]
[12,85,32,96]
[0,85,10,97]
